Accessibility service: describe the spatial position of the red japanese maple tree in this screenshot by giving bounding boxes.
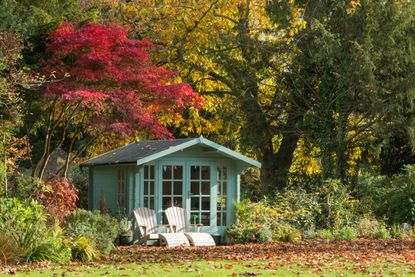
[34,22,202,178]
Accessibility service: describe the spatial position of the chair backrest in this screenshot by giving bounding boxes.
[133,207,158,235]
[165,207,189,233]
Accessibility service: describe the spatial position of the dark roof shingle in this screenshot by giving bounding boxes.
[81,138,194,166]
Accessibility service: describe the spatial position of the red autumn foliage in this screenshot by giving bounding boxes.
[40,22,202,139]
[40,177,78,221]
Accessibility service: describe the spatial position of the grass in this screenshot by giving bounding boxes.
[6,259,415,276]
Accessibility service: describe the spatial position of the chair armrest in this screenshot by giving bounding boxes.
[156,224,171,232]
[136,225,147,235]
[168,224,177,233]
[191,224,203,232]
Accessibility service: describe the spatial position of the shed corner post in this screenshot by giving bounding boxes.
[134,167,141,209]
[88,166,93,210]
[236,174,241,203]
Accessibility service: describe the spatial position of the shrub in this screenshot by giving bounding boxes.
[357,173,389,216]
[391,223,414,239]
[9,174,44,201]
[225,223,272,244]
[65,210,118,255]
[0,233,21,264]
[356,216,381,238]
[273,189,321,231]
[358,166,415,225]
[41,177,78,221]
[272,223,302,242]
[318,229,334,240]
[372,225,391,239]
[318,179,358,229]
[71,236,100,261]
[0,197,46,258]
[334,226,358,240]
[27,223,71,263]
[0,197,71,263]
[68,166,89,209]
[385,166,415,225]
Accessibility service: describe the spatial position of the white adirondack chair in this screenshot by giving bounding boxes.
[165,207,216,246]
[133,207,189,247]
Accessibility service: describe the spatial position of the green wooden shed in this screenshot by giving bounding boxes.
[81,136,261,237]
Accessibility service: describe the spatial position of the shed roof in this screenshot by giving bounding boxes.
[80,136,261,168]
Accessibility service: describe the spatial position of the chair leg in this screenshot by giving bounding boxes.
[138,235,149,246]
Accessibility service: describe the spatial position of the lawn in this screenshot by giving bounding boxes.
[2,239,415,276]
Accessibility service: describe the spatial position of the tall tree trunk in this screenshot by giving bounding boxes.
[273,109,302,190]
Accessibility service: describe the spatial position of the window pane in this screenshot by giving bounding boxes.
[144,181,148,194]
[191,182,199,195]
[173,197,182,207]
[222,167,227,179]
[217,196,224,210]
[217,212,221,226]
[201,166,210,180]
[162,165,172,179]
[201,197,210,210]
[190,166,200,179]
[149,197,154,210]
[222,213,227,226]
[150,165,155,179]
[162,197,172,210]
[173,166,183,179]
[191,197,199,210]
[201,182,210,195]
[217,183,221,195]
[144,197,148,208]
[201,212,210,225]
[173,181,182,195]
[144,166,149,179]
[222,198,227,209]
[149,181,155,195]
[217,167,222,180]
[162,181,171,195]
[223,182,227,195]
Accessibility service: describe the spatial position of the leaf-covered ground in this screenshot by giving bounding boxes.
[2,239,415,276]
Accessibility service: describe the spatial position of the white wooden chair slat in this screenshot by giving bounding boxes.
[165,207,216,247]
[133,207,189,247]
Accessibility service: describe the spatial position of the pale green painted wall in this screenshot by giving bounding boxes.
[89,145,249,236]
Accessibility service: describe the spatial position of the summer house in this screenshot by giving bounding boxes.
[81,136,261,237]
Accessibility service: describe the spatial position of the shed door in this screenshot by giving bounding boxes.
[189,164,211,226]
[160,163,184,223]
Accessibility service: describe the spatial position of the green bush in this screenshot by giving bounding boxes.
[0,197,71,263]
[0,233,21,264]
[372,225,391,239]
[27,223,71,263]
[385,166,415,225]
[9,175,44,201]
[358,166,415,225]
[225,223,272,244]
[390,223,414,239]
[318,229,334,240]
[71,236,100,261]
[333,226,358,240]
[273,189,321,231]
[272,223,302,242]
[356,216,381,238]
[65,210,118,255]
[318,179,358,229]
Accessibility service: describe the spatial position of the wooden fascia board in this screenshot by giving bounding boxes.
[136,138,201,165]
[199,137,262,168]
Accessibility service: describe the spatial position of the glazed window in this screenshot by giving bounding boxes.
[117,169,127,211]
[143,165,155,209]
[216,166,227,226]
